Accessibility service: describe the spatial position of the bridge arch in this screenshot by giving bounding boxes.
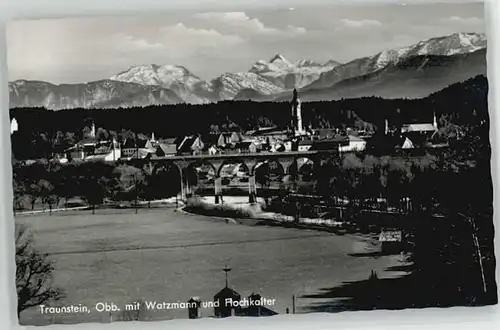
[252,159,285,186]
[185,160,217,187]
[151,161,182,178]
[287,157,315,178]
[216,158,251,178]
[150,161,183,197]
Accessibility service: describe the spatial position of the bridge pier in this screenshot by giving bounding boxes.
[215,177,222,204]
[179,168,189,201]
[184,171,193,199]
[180,179,186,201]
[249,175,257,204]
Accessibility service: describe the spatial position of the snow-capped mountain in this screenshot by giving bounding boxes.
[249,54,342,90]
[209,54,342,101]
[282,48,486,102]
[109,64,213,103]
[304,32,486,91]
[208,72,283,100]
[9,79,182,110]
[8,32,487,109]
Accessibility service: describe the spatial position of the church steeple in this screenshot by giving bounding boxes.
[291,88,304,136]
[90,122,96,139]
[292,88,299,104]
[222,265,232,288]
[433,111,438,130]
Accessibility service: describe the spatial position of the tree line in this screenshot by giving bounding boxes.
[12,160,181,215]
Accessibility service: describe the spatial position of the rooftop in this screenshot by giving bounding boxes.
[379,230,402,242]
[401,123,436,132]
[214,286,241,300]
[298,139,313,146]
[348,135,366,142]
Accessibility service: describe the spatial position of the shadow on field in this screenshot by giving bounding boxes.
[347,251,399,258]
[301,265,497,313]
[302,244,498,312]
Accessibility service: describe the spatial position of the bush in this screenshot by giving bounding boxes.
[184,197,256,219]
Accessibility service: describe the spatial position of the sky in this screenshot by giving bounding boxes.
[6,2,486,84]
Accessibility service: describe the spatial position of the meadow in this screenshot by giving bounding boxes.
[16,207,404,325]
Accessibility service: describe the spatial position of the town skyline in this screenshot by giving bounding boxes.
[7,2,485,84]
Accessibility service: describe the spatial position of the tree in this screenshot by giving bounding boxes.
[16,224,64,317]
[39,162,63,214]
[79,161,120,214]
[13,179,25,215]
[209,125,221,134]
[95,127,110,141]
[21,162,47,211]
[137,171,155,208]
[64,132,77,147]
[39,179,59,215]
[26,183,42,212]
[12,166,26,214]
[112,165,147,211]
[56,164,78,208]
[255,163,271,189]
[82,125,92,138]
[118,129,135,142]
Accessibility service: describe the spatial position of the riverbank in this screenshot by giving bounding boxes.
[15,197,183,216]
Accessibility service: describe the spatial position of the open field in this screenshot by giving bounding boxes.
[16,207,406,325]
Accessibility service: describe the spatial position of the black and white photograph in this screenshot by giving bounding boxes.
[7,1,497,326]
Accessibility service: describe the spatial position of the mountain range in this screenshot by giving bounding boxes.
[8,32,486,110]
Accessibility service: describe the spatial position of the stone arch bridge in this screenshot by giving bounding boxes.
[125,151,338,204]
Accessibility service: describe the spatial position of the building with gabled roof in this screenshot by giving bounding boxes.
[400,111,438,135]
[298,139,313,152]
[311,128,338,140]
[178,135,204,156]
[310,136,349,151]
[401,137,415,149]
[339,135,367,153]
[120,137,155,159]
[213,287,242,318]
[232,141,258,154]
[154,143,177,158]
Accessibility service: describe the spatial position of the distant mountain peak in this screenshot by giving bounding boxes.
[324,59,343,67]
[269,53,290,64]
[112,63,197,79]
[295,59,322,67]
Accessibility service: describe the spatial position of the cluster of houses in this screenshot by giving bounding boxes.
[50,124,370,164]
[10,89,445,164]
[48,90,373,163]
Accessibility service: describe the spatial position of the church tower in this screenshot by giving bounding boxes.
[291,88,305,136]
[90,122,96,139]
[433,111,438,131]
